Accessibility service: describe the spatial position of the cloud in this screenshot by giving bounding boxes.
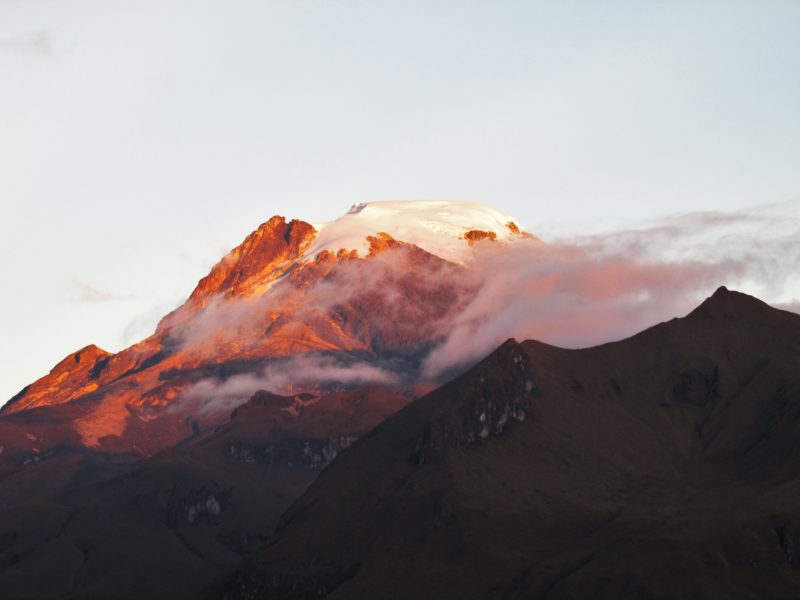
[120,300,180,345]
[179,354,400,415]
[169,243,474,356]
[0,30,52,55]
[166,245,471,413]
[67,279,124,303]
[422,202,800,377]
[258,354,400,390]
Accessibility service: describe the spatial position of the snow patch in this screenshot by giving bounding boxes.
[303,200,530,264]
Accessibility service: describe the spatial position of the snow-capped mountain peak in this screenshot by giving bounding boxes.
[305,200,532,263]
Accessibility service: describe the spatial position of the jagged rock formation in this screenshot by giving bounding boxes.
[227,436,355,469]
[413,339,532,464]
[4,344,112,413]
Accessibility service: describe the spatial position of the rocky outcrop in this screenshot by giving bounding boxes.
[2,345,112,413]
[413,339,533,464]
[227,435,357,470]
[213,562,358,600]
[157,216,318,333]
[166,485,229,526]
[463,229,497,244]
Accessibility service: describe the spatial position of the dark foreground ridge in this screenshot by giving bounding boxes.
[211,287,800,599]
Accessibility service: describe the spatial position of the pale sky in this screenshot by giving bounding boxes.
[1,1,800,403]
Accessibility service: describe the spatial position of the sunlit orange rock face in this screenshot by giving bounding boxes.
[157,216,317,332]
[6,345,112,413]
[1,213,487,456]
[463,229,498,244]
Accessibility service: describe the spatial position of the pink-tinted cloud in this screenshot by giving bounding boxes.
[171,243,474,356]
[422,202,800,377]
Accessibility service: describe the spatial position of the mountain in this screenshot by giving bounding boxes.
[213,288,800,599]
[2,201,531,461]
[6,200,798,599]
[0,200,534,599]
[0,385,407,600]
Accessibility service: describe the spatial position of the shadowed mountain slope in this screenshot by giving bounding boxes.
[214,288,800,599]
[0,387,407,600]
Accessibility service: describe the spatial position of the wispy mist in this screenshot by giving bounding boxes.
[179,354,401,415]
[0,30,52,55]
[423,202,800,376]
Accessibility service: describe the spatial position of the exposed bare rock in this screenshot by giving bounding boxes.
[413,339,532,463]
[2,345,112,413]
